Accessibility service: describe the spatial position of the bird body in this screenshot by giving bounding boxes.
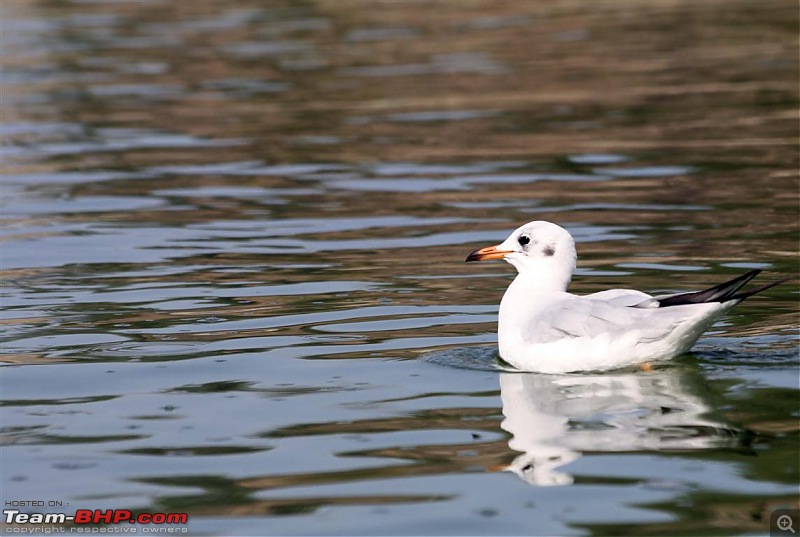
[466,221,783,373]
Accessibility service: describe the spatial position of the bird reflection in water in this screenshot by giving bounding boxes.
[497,366,746,486]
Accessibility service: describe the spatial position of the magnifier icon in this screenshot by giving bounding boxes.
[778,515,796,534]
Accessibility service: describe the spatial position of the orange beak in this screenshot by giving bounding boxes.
[465,245,513,262]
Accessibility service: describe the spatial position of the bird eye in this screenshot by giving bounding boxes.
[518,235,530,246]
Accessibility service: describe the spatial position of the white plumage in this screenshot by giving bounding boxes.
[466,220,782,373]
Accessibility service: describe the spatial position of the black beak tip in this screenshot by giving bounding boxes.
[465,251,479,263]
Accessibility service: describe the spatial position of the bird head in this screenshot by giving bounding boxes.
[466,221,577,286]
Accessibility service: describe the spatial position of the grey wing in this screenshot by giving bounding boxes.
[529,297,681,344]
[585,288,658,308]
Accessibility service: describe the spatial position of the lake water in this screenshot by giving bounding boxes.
[1,1,798,535]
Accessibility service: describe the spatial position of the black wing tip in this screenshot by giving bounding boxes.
[657,270,787,308]
[728,277,792,302]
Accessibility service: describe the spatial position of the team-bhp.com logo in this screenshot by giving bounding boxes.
[3,509,188,533]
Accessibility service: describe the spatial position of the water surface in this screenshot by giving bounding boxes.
[1,1,798,535]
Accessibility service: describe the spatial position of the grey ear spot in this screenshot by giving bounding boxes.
[543,245,556,257]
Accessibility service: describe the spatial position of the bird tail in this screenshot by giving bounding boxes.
[655,269,788,308]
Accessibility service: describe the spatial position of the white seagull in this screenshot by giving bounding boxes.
[466,220,785,373]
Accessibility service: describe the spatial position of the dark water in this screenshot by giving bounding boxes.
[1,1,798,535]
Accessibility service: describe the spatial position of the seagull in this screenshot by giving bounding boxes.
[466,220,785,373]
